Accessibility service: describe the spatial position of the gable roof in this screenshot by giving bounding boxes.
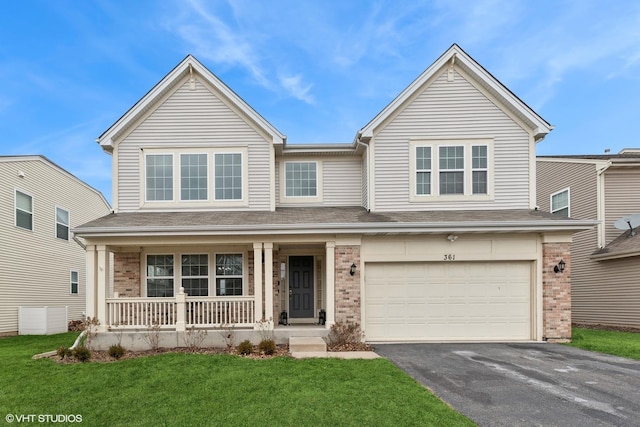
[591,226,640,261]
[357,44,553,142]
[0,155,111,209]
[96,55,286,152]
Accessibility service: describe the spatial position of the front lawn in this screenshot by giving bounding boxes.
[568,327,640,360]
[0,333,474,427]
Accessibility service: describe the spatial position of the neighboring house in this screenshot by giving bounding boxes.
[75,44,596,348]
[0,155,111,335]
[537,150,640,329]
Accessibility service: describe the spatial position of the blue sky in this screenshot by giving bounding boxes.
[1,1,639,203]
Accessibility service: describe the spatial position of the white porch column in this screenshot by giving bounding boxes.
[253,243,263,325]
[175,287,186,332]
[85,245,97,320]
[325,241,336,327]
[264,243,274,329]
[96,245,109,332]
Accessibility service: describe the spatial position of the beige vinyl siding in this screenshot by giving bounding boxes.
[537,160,640,328]
[603,168,640,244]
[116,79,271,212]
[0,158,111,334]
[362,150,369,210]
[276,157,362,207]
[373,69,531,211]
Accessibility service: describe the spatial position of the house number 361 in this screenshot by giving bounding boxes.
[443,254,456,261]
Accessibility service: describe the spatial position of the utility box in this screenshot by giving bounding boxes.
[19,306,68,335]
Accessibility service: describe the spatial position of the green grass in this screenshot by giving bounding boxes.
[0,333,474,427]
[568,327,640,360]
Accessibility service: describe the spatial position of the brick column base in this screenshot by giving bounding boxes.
[542,242,571,342]
[113,253,141,297]
[335,245,361,324]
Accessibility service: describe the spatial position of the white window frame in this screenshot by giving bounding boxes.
[180,253,209,297]
[180,153,209,202]
[279,160,323,204]
[55,206,70,241]
[409,139,494,202]
[70,270,79,295]
[214,152,244,202]
[145,254,176,298]
[415,146,432,196]
[550,187,570,217]
[471,145,488,195]
[214,252,245,296]
[438,145,465,195]
[15,189,33,231]
[140,147,248,209]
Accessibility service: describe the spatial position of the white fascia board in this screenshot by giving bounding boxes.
[359,44,551,139]
[73,219,598,238]
[97,55,285,150]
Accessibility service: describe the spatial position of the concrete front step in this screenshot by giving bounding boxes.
[289,336,326,353]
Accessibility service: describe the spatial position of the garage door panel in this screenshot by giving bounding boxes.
[365,261,531,341]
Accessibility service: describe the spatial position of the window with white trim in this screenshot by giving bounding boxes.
[551,188,570,217]
[215,253,243,296]
[180,154,208,201]
[70,271,79,294]
[181,254,209,296]
[215,153,242,200]
[56,207,70,240]
[415,147,432,195]
[411,140,492,200]
[15,190,33,230]
[146,154,173,201]
[285,162,317,197]
[146,255,174,297]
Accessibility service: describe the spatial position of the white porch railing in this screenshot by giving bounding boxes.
[106,293,255,329]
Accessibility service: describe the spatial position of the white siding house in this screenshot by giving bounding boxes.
[0,156,111,335]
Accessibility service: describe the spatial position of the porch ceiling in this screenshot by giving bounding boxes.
[74,207,597,237]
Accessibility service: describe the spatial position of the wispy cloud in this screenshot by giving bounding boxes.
[278,74,315,104]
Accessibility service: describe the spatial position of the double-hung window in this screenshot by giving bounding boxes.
[215,254,243,296]
[146,255,174,297]
[70,271,79,294]
[56,207,70,240]
[411,140,492,199]
[215,153,242,200]
[146,154,173,201]
[180,154,208,201]
[15,190,33,230]
[551,188,570,217]
[181,254,209,296]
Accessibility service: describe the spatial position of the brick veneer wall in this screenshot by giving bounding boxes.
[335,245,361,324]
[542,242,571,342]
[113,253,141,297]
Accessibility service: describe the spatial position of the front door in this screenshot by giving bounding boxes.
[289,256,314,319]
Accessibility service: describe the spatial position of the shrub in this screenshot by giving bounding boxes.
[237,340,253,355]
[327,322,361,347]
[258,339,276,355]
[108,344,126,359]
[73,346,91,362]
[56,346,72,360]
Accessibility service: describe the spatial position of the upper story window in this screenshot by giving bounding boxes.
[15,190,33,230]
[215,153,242,200]
[146,154,173,201]
[180,154,208,201]
[410,140,493,201]
[551,188,570,217]
[55,207,70,240]
[142,148,247,208]
[285,162,317,197]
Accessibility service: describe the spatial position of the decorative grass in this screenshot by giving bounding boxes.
[568,327,640,360]
[0,333,474,426]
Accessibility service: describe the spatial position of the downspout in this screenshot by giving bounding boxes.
[355,133,371,211]
[596,161,612,248]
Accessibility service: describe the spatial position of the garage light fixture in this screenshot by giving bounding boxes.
[554,259,566,274]
[350,263,357,276]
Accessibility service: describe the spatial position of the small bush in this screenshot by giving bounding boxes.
[56,346,72,360]
[73,346,92,362]
[237,340,253,355]
[258,339,276,355]
[108,344,126,359]
[327,322,361,347]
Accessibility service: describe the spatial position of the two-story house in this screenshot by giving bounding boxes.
[0,155,111,335]
[537,150,640,329]
[75,44,595,349]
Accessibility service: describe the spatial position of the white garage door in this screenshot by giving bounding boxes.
[365,262,532,341]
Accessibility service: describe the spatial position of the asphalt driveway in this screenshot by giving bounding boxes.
[375,343,640,427]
